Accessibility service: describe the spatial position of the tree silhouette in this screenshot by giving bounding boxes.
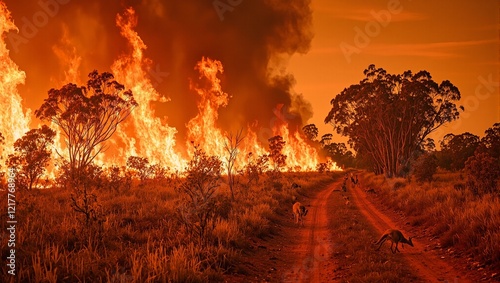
[480,122,500,160]
[268,135,287,171]
[126,156,151,181]
[412,153,437,183]
[422,138,436,152]
[465,151,500,196]
[243,152,269,185]
[35,71,137,180]
[439,132,480,171]
[302,124,318,141]
[323,142,354,168]
[325,65,462,177]
[320,133,333,147]
[7,125,55,190]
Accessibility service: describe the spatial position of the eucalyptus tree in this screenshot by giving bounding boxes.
[325,65,462,177]
[35,71,137,180]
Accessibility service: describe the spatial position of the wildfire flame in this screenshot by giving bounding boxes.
[52,24,82,85]
[186,57,230,158]
[111,7,185,170]
[1,5,341,175]
[0,2,31,160]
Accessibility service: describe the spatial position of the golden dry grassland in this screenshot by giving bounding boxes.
[0,171,333,282]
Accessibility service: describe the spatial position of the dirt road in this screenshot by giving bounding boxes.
[281,184,337,282]
[226,179,477,282]
[349,184,472,282]
[281,181,472,283]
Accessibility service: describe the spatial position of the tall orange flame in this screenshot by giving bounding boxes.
[186,54,340,172]
[186,57,230,158]
[0,2,31,160]
[52,24,82,85]
[111,7,185,170]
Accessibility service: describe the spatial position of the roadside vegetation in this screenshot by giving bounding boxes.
[321,65,500,278]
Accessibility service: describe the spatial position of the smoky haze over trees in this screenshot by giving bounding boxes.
[325,65,463,178]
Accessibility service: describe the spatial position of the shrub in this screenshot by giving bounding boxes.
[465,151,500,196]
[412,153,438,183]
[176,146,223,244]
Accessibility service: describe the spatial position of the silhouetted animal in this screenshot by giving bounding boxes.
[292,202,308,226]
[375,229,414,253]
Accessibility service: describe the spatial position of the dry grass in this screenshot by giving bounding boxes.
[361,170,500,270]
[0,171,334,282]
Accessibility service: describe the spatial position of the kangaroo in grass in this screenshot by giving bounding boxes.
[375,229,414,253]
[292,202,308,226]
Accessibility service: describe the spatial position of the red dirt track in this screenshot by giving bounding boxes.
[350,184,471,283]
[227,180,479,282]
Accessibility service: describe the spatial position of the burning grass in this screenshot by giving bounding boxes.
[361,171,500,272]
[0,171,334,282]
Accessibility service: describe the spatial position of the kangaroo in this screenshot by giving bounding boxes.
[292,202,308,226]
[375,229,413,253]
[342,195,350,205]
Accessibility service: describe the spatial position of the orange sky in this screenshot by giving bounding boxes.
[290,0,499,144]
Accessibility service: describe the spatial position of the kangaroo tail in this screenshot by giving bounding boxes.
[374,234,388,245]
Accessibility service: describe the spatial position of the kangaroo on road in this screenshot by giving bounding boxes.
[375,229,414,253]
[292,202,308,226]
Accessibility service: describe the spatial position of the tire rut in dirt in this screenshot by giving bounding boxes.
[283,184,337,283]
[350,185,471,283]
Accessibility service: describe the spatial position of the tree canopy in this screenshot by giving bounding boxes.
[7,125,55,190]
[439,132,480,171]
[302,124,319,141]
[268,135,287,171]
[480,122,500,159]
[325,65,462,177]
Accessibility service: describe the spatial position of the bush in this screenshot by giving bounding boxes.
[465,151,500,196]
[412,153,437,183]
